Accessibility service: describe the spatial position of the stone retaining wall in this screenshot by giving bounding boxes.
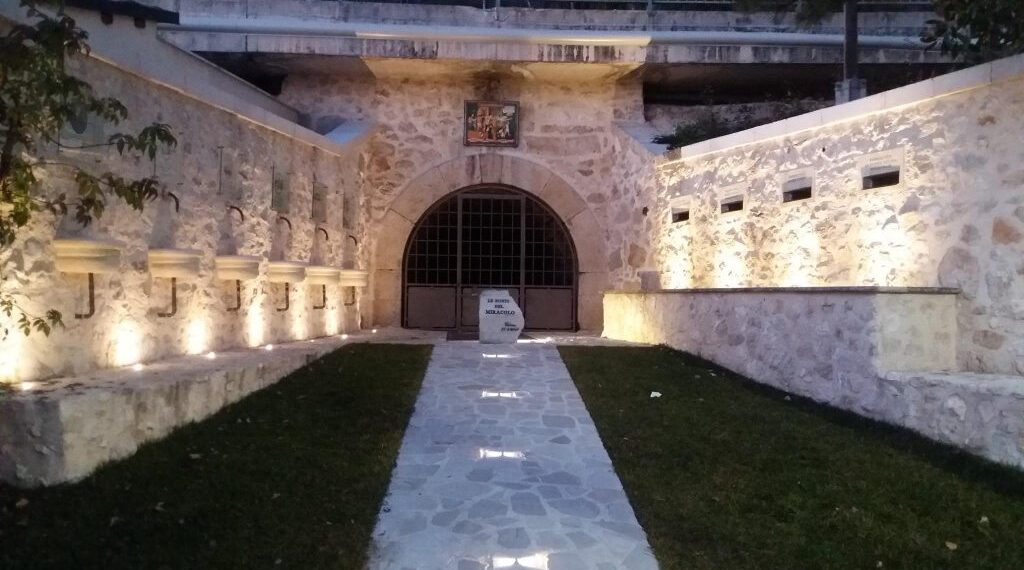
[0,9,369,383]
[603,289,1024,468]
[624,55,1024,375]
[0,336,351,487]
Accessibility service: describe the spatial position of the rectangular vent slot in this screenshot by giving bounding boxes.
[782,176,813,203]
[863,166,901,189]
[671,209,690,223]
[720,197,744,214]
[783,186,813,202]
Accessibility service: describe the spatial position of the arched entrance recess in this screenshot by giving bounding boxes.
[371,153,607,331]
[403,185,578,331]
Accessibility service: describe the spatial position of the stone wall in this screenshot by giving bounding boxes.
[0,336,352,487]
[624,58,1024,375]
[279,65,629,330]
[603,290,1024,467]
[0,48,367,384]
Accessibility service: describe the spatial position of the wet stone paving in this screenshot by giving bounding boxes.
[368,341,659,570]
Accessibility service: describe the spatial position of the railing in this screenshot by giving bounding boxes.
[342,0,934,11]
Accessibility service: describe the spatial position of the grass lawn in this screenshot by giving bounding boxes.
[560,345,1024,570]
[0,343,432,570]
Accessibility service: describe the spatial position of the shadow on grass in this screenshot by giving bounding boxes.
[560,345,1024,570]
[0,343,433,570]
[670,349,1024,498]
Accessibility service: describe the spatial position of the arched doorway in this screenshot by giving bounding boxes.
[402,185,578,332]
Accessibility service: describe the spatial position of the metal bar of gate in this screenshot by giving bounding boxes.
[519,194,526,323]
[455,194,464,330]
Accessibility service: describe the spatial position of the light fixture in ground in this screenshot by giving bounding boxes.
[491,553,548,569]
[478,449,525,459]
[481,391,523,399]
[516,337,553,344]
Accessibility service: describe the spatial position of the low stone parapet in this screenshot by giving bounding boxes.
[880,371,1024,467]
[0,336,352,487]
[600,288,1024,468]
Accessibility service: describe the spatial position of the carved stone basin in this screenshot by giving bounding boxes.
[148,248,202,279]
[338,269,369,287]
[266,261,307,284]
[305,265,341,286]
[214,255,261,281]
[53,238,123,274]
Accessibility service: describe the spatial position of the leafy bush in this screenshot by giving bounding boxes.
[0,1,176,339]
[653,99,822,150]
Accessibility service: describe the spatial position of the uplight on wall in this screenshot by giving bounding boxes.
[112,320,142,367]
[780,225,820,287]
[185,319,208,355]
[0,326,22,382]
[326,308,340,336]
[713,183,750,286]
[247,302,265,347]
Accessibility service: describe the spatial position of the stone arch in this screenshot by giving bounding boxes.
[371,153,608,330]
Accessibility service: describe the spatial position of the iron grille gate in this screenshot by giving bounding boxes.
[403,187,577,332]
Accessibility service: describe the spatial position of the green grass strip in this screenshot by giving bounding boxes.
[560,345,1024,570]
[0,343,432,569]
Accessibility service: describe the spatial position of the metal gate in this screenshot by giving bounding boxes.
[403,186,577,332]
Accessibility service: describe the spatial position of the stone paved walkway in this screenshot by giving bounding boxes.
[369,341,659,570]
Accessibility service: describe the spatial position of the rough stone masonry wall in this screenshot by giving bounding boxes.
[279,68,633,329]
[0,56,366,384]
[604,290,1024,468]
[622,72,1024,375]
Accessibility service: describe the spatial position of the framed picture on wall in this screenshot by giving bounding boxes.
[464,101,519,147]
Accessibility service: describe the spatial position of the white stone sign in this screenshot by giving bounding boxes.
[479,289,524,344]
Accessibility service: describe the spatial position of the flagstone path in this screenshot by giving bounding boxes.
[368,341,659,570]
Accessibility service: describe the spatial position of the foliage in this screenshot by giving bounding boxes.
[922,0,1024,64]
[733,0,844,25]
[653,97,822,150]
[736,0,1024,64]
[0,0,176,341]
[562,346,1024,569]
[0,344,431,569]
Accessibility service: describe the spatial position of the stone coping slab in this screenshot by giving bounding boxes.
[0,329,438,488]
[605,286,960,296]
[884,371,1024,397]
[665,53,1024,161]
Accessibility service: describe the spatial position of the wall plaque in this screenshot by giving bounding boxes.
[271,170,290,213]
[464,101,519,147]
[311,182,328,224]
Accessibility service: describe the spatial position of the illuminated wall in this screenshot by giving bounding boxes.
[612,59,1024,375]
[0,53,368,384]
